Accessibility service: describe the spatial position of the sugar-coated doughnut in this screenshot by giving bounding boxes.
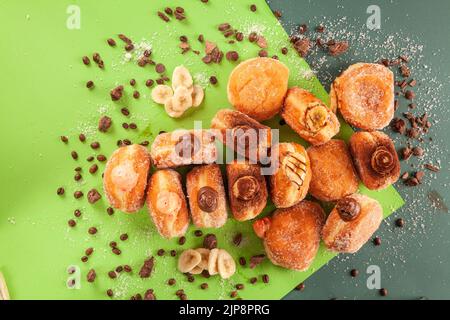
[211,109,272,163]
[307,139,359,202]
[349,131,400,190]
[227,57,289,121]
[281,87,340,146]
[150,129,217,169]
[270,142,312,208]
[330,63,395,130]
[226,160,268,221]
[103,144,151,213]
[186,164,228,228]
[253,201,325,271]
[322,194,383,253]
[147,169,190,239]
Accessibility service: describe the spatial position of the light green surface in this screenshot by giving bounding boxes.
[0,0,403,300]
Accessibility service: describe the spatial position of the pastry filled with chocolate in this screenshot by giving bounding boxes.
[211,109,272,163]
[103,144,152,213]
[226,160,268,221]
[253,201,325,271]
[150,129,218,169]
[307,139,359,202]
[147,169,190,239]
[349,131,400,190]
[186,164,228,228]
[281,87,340,146]
[322,194,383,253]
[269,142,312,208]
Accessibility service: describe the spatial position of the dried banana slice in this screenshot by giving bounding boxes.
[304,104,330,133]
[164,98,184,118]
[0,272,10,300]
[178,249,202,273]
[152,85,173,104]
[207,248,220,276]
[282,152,308,189]
[191,85,205,107]
[195,248,211,270]
[189,266,204,275]
[172,86,193,112]
[172,65,193,90]
[217,249,236,279]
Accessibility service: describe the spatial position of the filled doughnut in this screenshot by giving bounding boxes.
[226,160,268,221]
[227,57,289,121]
[322,194,383,253]
[103,144,151,213]
[150,129,218,169]
[186,164,228,228]
[147,169,190,239]
[210,109,272,163]
[349,131,400,190]
[253,201,325,271]
[330,63,395,130]
[307,139,359,202]
[281,87,340,146]
[269,142,312,208]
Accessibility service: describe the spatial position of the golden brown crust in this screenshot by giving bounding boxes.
[307,139,359,202]
[281,87,340,146]
[349,131,400,190]
[147,169,190,239]
[227,57,289,121]
[264,201,325,271]
[103,144,151,213]
[150,129,218,169]
[270,143,312,208]
[186,164,228,228]
[210,109,272,162]
[322,194,383,253]
[331,63,394,130]
[226,160,268,221]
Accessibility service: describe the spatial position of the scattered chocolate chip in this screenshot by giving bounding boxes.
[226,51,239,61]
[107,207,114,215]
[74,191,83,199]
[373,236,382,246]
[57,187,65,196]
[203,234,217,249]
[250,277,257,284]
[395,218,405,227]
[124,265,132,273]
[110,85,124,101]
[87,269,96,282]
[293,38,311,57]
[350,269,359,277]
[82,56,90,65]
[262,274,269,283]
[168,278,176,286]
[139,257,154,278]
[295,283,305,291]
[90,141,100,149]
[68,219,76,227]
[178,236,186,245]
[170,250,177,257]
[120,233,128,241]
[249,254,266,269]
[88,227,98,235]
[108,271,117,279]
[239,257,246,266]
[200,283,208,289]
[71,151,78,160]
[209,76,218,85]
[379,288,388,296]
[155,63,166,73]
[74,209,82,217]
[107,289,113,297]
[328,41,349,56]
[87,189,101,204]
[233,233,242,246]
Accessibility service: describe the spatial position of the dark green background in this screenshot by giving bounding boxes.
[268,0,450,300]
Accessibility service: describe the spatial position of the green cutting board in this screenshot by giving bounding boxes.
[0,0,404,300]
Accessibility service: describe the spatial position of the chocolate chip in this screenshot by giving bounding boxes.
[155,63,166,73]
[89,164,98,174]
[107,38,116,46]
[90,141,100,149]
[226,51,239,61]
[107,207,114,215]
[139,257,154,278]
[157,11,170,22]
[250,4,257,11]
[124,265,132,273]
[120,233,128,241]
[395,218,405,227]
[68,219,76,227]
[74,191,83,199]
[82,56,90,65]
[262,274,269,283]
[294,38,311,57]
[209,76,218,85]
[194,230,203,237]
[350,269,359,277]
[295,283,305,291]
[170,250,177,257]
[86,80,94,89]
[328,41,349,56]
[200,283,208,289]
[178,236,186,245]
[157,249,165,256]
[108,271,117,279]
[379,288,388,296]
[391,118,406,134]
[168,278,176,286]
[88,227,97,235]
[250,277,257,284]
[249,254,265,268]
[74,209,82,217]
[87,269,96,282]
[373,237,381,246]
[57,187,65,196]
[110,85,124,101]
[239,257,246,266]
[85,247,94,256]
[71,151,78,160]
[87,189,101,204]
[107,289,113,297]
[203,234,217,249]
[233,233,242,246]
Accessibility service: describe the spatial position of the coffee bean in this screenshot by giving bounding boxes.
[249,32,258,42]
[124,265,132,273]
[405,90,415,100]
[122,123,129,129]
[209,76,218,85]
[85,247,94,256]
[90,141,100,149]
[89,164,98,174]
[129,123,137,130]
[299,24,308,34]
[87,189,101,204]
[155,63,166,73]
[178,236,186,245]
[281,47,288,55]
[82,56,90,65]
[120,233,128,241]
[295,283,305,291]
[112,248,121,255]
[86,156,94,162]
[74,209,82,217]
[396,218,405,227]
[350,269,359,277]
[108,271,117,279]
[187,274,195,283]
[86,80,94,89]
[180,294,188,300]
[71,151,78,160]
[97,154,106,162]
[107,38,116,46]
[74,191,83,199]
[316,25,325,33]
[68,219,76,227]
[57,187,65,196]
[60,135,68,143]
[98,116,112,133]
[258,50,268,57]
[262,274,269,283]
[157,11,170,22]
[218,23,231,31]
[110,241,117,248]
[107,207,114,215]
[145,79,154,87]
[88,227,97,235]
[81,256,88,263]
[133,91,140,99]
[74,174,82,182]
[121,107,130,116]
[201,270,210,278]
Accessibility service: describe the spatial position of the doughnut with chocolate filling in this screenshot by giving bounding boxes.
[270,142,312,208]
[281,87,340,146]
[253,201,325,271]
[147,169,190,239]
[103,144,151,213]
[322,194,383,253]
[330,63,395,130]
[307,139,359,202]
[186,164,228,228]
[150,129,217,169]
[227,57,289,121]
[349,131,400,190]
[210,109,272,163]
[226,160,268,221]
